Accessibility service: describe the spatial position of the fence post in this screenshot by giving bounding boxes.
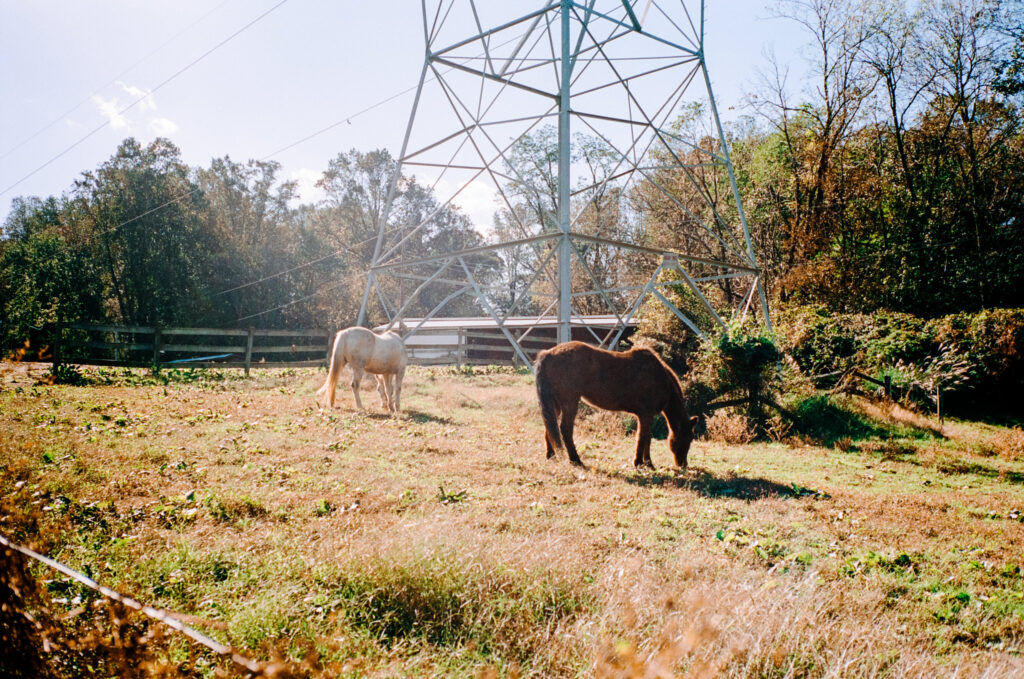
[152,327,163,370]
[325,329,334,367]
[244,327,255,377]
[457,328,464,368]
[936,386,943,424]
[884,375,892,400]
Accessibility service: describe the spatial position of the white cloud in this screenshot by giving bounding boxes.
[91,94,129,130]
[148,117,178,136]
[91,82,175,139]
[290,168,326,205]
[116,81,156,112]
[431,177,499,231]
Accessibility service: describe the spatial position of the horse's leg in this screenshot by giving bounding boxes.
[392,367,405,413]
[350,364,365,410]
[545,403,561,459]
[375,374,389,408]
[386,374,396,410]
[634,414,654,469]
[559,399,583,467]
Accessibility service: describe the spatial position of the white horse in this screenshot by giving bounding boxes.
[316,327,407,413]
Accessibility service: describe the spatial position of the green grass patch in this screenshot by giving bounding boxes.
[787,394,932,447]
[310,550,591,659]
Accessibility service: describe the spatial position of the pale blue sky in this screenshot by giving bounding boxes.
[0,1,805,227]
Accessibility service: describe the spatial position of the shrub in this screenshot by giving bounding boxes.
[929,309,1024,405]
[775,305,859,378]
[778,306,1024,415]
[636,318,782,438]
[713,323,782,396]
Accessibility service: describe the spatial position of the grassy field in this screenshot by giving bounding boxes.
[2,361,1024,677]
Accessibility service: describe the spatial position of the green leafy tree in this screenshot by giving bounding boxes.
[0,197,105,354]
[196,156,302,326]
[73,138,212,326]
[311,149,490,326]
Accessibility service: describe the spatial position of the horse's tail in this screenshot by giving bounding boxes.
[536,364,562,449]
[317,331,342,406]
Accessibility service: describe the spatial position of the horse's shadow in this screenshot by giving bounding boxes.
[401,408,454,425]
[592,466,824,500]
[331,408,453,425]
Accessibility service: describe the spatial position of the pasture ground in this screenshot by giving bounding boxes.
[2,361,1024,677]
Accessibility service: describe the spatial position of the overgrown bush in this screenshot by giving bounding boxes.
[777,306,1024,416]
[713,323,782,399]
[636,318,782,438]
[929,309,1024,400]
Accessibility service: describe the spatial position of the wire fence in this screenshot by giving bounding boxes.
[0,532,284,677]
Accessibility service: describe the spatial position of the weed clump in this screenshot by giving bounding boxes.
[703,412,755,445]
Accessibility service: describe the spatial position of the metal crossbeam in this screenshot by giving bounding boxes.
[357,1,771,367]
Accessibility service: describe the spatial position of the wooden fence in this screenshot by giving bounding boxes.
[52,324,561,373]
[53,324,333,375]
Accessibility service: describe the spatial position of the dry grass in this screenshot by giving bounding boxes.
[2,363,1024,677]
[703,412,755,445]
[985,428,1024,462]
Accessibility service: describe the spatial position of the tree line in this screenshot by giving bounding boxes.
[2,0,1022,356]
[0,142,487,352]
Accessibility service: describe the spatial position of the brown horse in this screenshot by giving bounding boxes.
[535,341,697,469]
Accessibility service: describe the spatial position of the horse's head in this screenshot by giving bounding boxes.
[669,415,699,468]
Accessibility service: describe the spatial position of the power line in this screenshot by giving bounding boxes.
[19,15,533,248]
[0,0,293,199]
[77,69,491,288]
[260,84,423,160]
[212,220,416,298]
[0,0,233,162]
[236,273,360,322]
[216,250,345,296]
[233,253,495,322]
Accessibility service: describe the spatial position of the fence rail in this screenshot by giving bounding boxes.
[55,324,332,375]
[53,324,564,373]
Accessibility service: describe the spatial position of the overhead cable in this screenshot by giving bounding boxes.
[0,0,293,199]
[0,0,232,162]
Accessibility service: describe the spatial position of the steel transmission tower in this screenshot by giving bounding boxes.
[357,0,770,365]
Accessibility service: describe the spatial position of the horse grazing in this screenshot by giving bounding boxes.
[317,327,407,413]
[535,341,697,469]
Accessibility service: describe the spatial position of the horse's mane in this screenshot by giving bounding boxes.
[628,344,685,402]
